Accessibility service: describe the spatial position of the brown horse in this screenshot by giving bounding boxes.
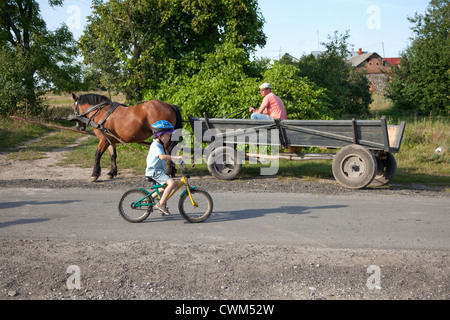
[71,93,182,182]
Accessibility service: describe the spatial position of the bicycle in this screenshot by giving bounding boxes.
[118,162,213,223]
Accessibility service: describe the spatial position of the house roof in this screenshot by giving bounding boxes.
[385,58,401,66]
[348,52,382,67]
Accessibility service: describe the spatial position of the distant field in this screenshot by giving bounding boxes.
[45,91,126,107]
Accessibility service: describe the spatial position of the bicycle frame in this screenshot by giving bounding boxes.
[134,175,198,209]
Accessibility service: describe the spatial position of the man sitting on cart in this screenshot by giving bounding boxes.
[249,83,288,120]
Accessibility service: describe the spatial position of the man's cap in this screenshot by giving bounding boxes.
[259,83,271,89]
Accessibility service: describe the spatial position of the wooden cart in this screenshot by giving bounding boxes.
[188,115,406,189]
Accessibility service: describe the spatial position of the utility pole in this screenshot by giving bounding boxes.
[317,30,320,50]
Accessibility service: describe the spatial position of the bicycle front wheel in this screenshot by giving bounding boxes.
[178,189,213,223]
[118,189,152,223]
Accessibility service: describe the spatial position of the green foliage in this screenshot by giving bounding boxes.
[144,42,260,119]
[283,31,372,119]
[79,0,266,103]
[0,0,81,116]
[0,47,29,115]
[387,0,449,115]
[261,62,332,120]
[143,43,331,122]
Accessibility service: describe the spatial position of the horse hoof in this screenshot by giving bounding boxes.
[90,176,98,182]
[107,174,114,180]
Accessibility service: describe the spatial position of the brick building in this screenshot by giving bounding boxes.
[348,49,401,93]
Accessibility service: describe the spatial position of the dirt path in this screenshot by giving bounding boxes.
[0,134,95,181]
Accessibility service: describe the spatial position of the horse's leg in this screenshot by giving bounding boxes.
[167,160,176,177]
[166,140,179,177]
[91,139,109,182]
[106,144,118,179]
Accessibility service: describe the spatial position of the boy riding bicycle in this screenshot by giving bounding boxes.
[146,120,183,216]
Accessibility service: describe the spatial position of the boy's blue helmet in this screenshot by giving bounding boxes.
[151,120,175,137]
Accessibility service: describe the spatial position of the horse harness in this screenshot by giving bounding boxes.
[69,100,146,153]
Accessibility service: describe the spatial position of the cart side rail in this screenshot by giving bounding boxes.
[282,119,389,151]
[188,115,405,152]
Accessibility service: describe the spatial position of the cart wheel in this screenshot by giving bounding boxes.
[332,144,377,189]
[207,146,242,180]
[370,152,397,187]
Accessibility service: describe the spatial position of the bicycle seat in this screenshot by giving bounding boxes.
[145,176,156,184]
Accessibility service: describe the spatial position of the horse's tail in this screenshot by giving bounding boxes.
[171,104,183,130]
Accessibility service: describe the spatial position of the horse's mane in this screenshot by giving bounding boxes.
[77,93,111,106]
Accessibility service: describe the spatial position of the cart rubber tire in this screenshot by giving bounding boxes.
[207,146,242,180]
[370,152,397,187]
[332,144,377,189]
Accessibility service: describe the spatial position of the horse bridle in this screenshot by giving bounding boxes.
[72,99,84,128]
[70,98,113,140]
[74,99,80,116]
[73,99,109,119]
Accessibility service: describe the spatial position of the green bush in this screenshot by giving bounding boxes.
[387,0,449,115]
[144,43,331,123]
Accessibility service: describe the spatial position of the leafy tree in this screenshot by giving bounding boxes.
[262,61,332,120]
[144,42,330,122]
[0,0,81,115]
[387,0,449,115]
[79,0,267,103]
[144,42,260,119]
[283,31,372,118]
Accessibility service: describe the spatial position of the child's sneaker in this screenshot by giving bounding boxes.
[155,203,171,216]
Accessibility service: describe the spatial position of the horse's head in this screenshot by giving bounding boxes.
[71,93,85,131]
[71,93,111,131]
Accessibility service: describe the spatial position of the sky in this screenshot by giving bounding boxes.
[39,0,431,59]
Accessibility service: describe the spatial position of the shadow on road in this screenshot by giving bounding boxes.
[204,204,348,222]
[0,218,50,228]
[121,204,348,224]
[0,199,82,209]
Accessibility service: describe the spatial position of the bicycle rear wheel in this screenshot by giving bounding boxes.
[118,189,153,223]
[178,189,213,223]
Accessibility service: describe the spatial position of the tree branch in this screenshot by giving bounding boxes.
[2,1,22,47]
[115,17,127,24]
